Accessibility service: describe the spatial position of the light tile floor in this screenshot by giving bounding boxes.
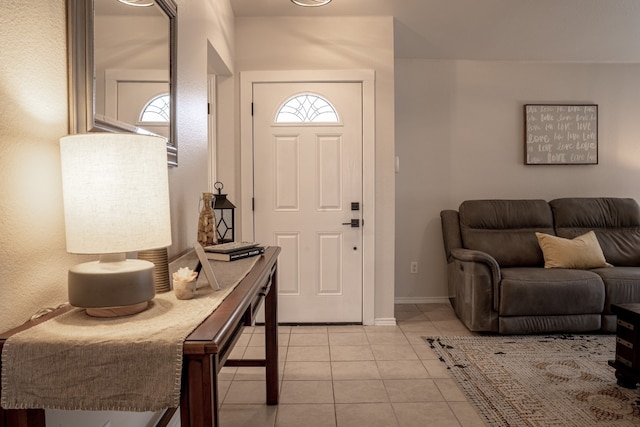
[218,303,487,427]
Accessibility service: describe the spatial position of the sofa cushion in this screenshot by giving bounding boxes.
[550,198,640,266]
[535,231,609,269]
[590,267,640,314]
[459,200,555,267]
[499,267,604,316]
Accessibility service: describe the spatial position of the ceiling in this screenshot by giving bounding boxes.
[229,0,640,61]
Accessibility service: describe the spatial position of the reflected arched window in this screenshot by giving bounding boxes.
[139,93,170,122]
[275,93,339,123]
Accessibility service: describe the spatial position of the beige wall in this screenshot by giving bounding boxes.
[234,16,397,322]
[1,0,234,424]
[395,59,640,301]
[0,0,234,326]
[0,0,73,332]
[168,0,235,257]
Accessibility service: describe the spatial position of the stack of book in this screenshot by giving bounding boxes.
[204,242,265,261]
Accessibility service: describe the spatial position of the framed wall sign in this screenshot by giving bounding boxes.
[524,104,598,165]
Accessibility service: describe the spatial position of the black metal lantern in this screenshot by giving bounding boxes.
[213,181,236,243]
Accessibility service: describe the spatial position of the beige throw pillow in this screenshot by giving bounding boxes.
[535,231,609,269]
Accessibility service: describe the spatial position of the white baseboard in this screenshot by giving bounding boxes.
[374,317,397,326]
[394,297,451,305]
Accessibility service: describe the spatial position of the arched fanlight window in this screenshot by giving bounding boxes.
[275,93,339,123]
[139,93,170,122]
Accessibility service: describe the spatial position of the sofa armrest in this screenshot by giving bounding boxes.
[450,248,501,311]
[440,210,462,263]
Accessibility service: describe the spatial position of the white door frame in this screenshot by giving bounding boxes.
[240,70,375,325]
[207,74,217,189]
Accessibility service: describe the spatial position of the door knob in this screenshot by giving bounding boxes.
[342,219,360,228]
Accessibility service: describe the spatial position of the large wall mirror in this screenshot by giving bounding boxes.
[67,0,178,166]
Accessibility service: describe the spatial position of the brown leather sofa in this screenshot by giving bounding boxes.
[440,198,640,334]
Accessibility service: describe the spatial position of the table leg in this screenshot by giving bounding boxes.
[615,369,638,389]
[1,408,45,427]
[181,354,218,426]
[265,267,279,405]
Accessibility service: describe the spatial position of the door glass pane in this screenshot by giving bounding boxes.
[275,93,339,123]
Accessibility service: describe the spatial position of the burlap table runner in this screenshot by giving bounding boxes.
[1,256,259,412]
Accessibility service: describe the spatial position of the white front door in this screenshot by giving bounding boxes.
[252,82,364,323]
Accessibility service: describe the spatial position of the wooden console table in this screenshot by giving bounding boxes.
[0,246,280,427]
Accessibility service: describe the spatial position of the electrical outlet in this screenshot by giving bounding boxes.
[410,261,418,274]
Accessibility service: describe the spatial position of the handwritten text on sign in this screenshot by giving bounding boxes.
[525,105,598,165]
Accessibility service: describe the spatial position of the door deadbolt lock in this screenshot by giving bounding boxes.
[342,219,360,228]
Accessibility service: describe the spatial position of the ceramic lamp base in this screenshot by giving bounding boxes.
[68,255,155,317]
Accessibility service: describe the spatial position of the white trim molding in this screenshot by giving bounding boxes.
[394,297,452,305]
[374,317,397,326]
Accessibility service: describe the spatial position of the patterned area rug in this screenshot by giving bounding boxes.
[425,335,640,426]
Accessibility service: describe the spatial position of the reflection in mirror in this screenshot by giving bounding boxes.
[67,0,178,166]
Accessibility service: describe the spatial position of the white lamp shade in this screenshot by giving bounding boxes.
[60,133,172,254]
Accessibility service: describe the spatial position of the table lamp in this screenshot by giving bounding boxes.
[59,133,172,317]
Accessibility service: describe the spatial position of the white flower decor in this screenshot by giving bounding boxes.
[172,266,198,282]
[172,267,198,300]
